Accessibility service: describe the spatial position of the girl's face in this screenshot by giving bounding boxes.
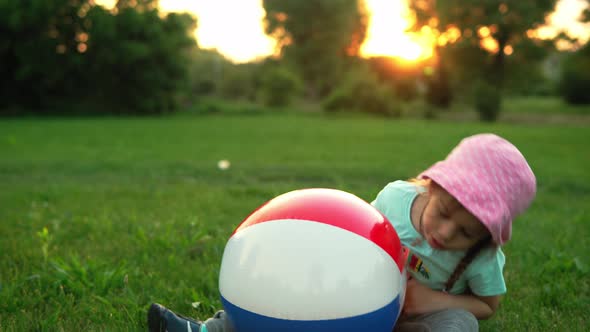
[420,184,490,251]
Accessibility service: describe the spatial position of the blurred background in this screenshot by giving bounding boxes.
[1,1,590,331]
[1,0,589,120]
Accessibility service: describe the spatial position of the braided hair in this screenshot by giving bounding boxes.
[409,178,496,293]
[443,236,493,292]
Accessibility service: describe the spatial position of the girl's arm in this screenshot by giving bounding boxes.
[402,278,501,320]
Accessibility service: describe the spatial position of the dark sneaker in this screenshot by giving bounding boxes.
[148,303,205,332]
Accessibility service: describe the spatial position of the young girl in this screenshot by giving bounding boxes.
[148,133,536,332]
[375,133,536,331]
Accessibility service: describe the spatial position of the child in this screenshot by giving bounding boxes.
[375,133,536,331]
[148,133,536,332]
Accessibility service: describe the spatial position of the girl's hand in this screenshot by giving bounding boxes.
[401,278,501,320]
[401,278,441,317]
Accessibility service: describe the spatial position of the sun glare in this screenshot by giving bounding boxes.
[160,0,276,63]
[360,0,434,61]
[95,0,276,63]
[537,0,590,49]
[95,0,588,62]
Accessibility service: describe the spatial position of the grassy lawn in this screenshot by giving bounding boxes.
[502,96,590,115]
[0,112,588,331]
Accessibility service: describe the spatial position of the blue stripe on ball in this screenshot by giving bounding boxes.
[221,294,401,332]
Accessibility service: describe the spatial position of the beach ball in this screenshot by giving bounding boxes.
[219,188,408,332]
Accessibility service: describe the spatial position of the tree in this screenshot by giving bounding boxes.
[262,0,367,98]
[115,0,159,12]
[0,0,196,115]
[0,0,94,110]
[558,0,590,105]
[84,6,196,113]
[409,0,558,87]
[560,42,590,105]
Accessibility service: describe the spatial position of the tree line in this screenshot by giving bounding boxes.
[1,0,195,115]
[2,0,589,118]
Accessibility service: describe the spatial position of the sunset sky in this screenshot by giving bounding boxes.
[95,0,590,63]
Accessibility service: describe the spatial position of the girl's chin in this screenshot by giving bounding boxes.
[428,236,445,250]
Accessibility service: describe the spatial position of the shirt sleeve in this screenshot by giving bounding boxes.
[467,248,507,296]
[371,181,403,218]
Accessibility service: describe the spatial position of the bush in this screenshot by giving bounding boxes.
[187,49,230,97]
[560,48,590,105]
[187,97,265,115]
[423,62,453,108]
[503,61,557,97]
[323,69,400,116]
[0,1,196,115]
[259,66,302,107]
[366,57,421,101]
[87,9,196,114]
[218,63,259,101]
[393,78,419,101]
[473,81,502,122]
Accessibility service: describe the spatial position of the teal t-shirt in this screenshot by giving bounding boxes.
[372,180,507,296]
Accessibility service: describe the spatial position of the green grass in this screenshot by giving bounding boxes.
[1,112,589,331]
[502,96,590,115]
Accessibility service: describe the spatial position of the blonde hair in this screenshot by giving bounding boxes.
[408,177,431,188]
[444,237,493,292]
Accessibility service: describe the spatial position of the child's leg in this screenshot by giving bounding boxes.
[395,308,478,332]
[203,310,234,332]
[148,303,234,332]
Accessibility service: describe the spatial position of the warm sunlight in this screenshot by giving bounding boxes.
[537,0,590,49]
[160,0,276,63]
[360,0,434,61]
[94,0,588,62]
[95,0,276,63]
[95,0,434,62]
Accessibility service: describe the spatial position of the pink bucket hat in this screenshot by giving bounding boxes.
[420,134,536,245]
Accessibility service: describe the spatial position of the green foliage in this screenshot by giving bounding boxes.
[473,80,502,122]
[185,49,270,103]
[502,39,557,96]
[502,96,590,115]
[187,97,266,115]
[36,227,52,263]
[434,41,487,94]
[47,256,129,299]
[410,0,558,48]
[116,0,158,11]
[323,67,400,116]
[263,0,367,98]
[503,63,556,97]
[366,57,423,101]
[0,0,196,115]
[84,6,196,114]
[560,45,590,105]
[259,66,302,107]
[424,53,453,108]
[0,0,92,110]
[393,78,420,101]
[186,54,299,107]
[218,63,260,101]
[408,0,558,111]
[187,49,231,96]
